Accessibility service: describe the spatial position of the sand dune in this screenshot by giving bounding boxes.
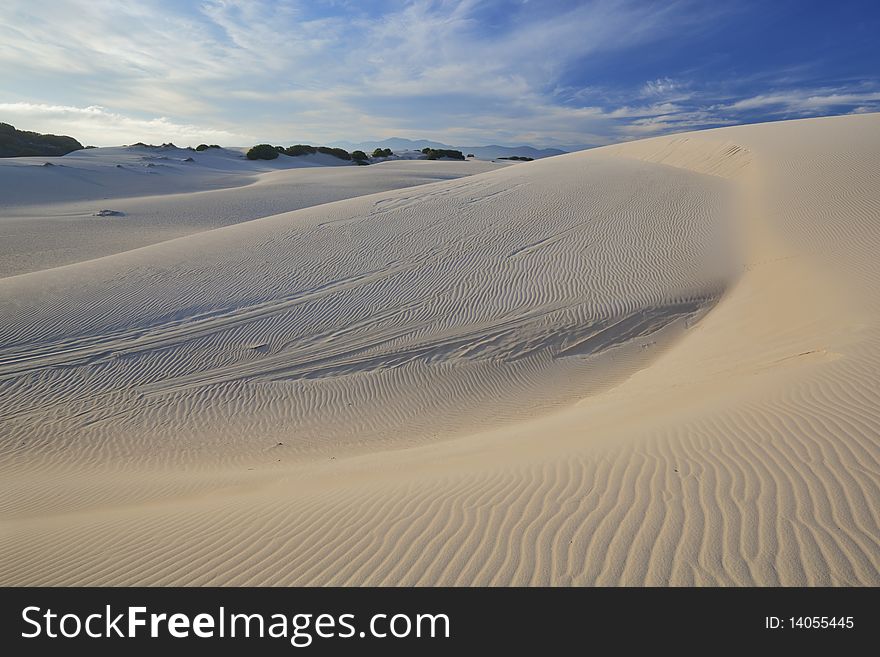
[0,147,501,276]
[1,114,878,585]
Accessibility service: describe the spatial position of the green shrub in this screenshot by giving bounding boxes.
[0,122,84,157]
[351,150,368,161]
[195,144,209,151]
[284,144,318,156]
[422,148,465,160]
[246,144,280,160]
[316,146,352,160]
[372,147,392,158]
[281,144,355,161]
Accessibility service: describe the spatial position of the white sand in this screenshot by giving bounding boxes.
[0,147,502,276]
[0,114,878,585]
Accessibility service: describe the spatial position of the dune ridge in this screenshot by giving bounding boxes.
[0,155,502,277]
[1,114,878,585]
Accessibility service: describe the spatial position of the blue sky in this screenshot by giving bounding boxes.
[1,0,878,147]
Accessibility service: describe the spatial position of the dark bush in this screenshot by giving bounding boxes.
[372,147,393,158]
[466,153,474,158]
[498,155,534,161]
[246,144,280,160]
[129,142,178,149]
[0,122,84,157]
[284,144,318,156]
[274,145,285,152]
[351,150,368,161]
[195,144,209,151]
[316,146,352,161]
[422,148,465,160]
[282,144,354,161]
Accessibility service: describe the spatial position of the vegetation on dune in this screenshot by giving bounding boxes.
[195,144,221,151]
[421,147,465,160]
[280,144,354,161]
[284,144,317,156]
[129,142,179,148]
[498,155,534,161]
[0,122,84,158]
[372,147,393,158]
[246,143,374,163]
[246,143,280,160]
[316,146,352,160]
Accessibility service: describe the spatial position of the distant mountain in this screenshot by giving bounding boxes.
[330,137,567,160]
[0,122,84,158]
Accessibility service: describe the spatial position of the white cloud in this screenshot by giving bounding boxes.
[0,0,730,145]
[725,89,880,113]
[0,103,249,147]
[641,77,683,97]
[0,1,876,147]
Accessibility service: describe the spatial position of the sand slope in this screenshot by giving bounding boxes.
[1,114,878,585]
[0,147,501,277]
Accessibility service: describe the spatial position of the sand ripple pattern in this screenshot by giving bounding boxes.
[0,156,731,469]
[1,114,878,585]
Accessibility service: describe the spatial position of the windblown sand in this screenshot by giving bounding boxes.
[1,114,878,585]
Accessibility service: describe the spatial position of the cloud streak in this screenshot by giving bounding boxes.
[0,103,249,146]
[0,0,878,147]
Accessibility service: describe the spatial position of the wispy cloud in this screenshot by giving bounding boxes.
[0,0,877,147]
[641,77,686,98]
[724,89,880,113]
[0,102,249,146]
